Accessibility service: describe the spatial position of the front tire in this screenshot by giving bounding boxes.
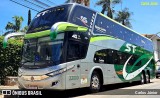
[90,71,101,93]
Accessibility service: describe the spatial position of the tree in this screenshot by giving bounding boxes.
[96,0,121,19]
[65,0,73,3]
[65,0,83,4]
[5,16,24,32]
[65,0,90,6]
[114,8,133,28]
[5,22,15,32]
[0,36,23,85]
[28,10,31,26]
[21,26,28,32]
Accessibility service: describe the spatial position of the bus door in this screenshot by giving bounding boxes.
[65,31,89,89]
[66,60,81,89]
[65,40,82,89]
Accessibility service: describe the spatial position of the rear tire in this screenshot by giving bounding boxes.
[90,71,101,93]
[140,73,145,84]
[156,76,159,78]
[145,72,150,83]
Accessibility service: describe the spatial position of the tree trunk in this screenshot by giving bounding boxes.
[106,1,113,19]
[101,7,106,14]
[122,20,125,25]
[28,9,31,26]
[107,7,113,19]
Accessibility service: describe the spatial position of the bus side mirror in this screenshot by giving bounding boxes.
[3,32,25,48]
[50,22,88,40]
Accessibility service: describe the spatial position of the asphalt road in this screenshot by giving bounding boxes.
[1,78,160,98]
[76,78,160,98]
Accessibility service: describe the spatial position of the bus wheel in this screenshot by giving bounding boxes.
[156,76,159,78]
[90,71,101,93]
[145,73,150,83]
[140,73,145,84]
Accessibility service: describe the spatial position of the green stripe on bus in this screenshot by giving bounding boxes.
[55,23,88,32]
[24,30,50,39]
[90,36,116,42]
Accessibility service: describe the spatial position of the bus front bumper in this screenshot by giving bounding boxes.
[18,75,65,90]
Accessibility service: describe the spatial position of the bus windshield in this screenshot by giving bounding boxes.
[22,38,64,68]
[27,5,72,33]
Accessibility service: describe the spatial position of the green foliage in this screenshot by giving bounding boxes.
[114,8,133,28]
[0,36,23,84]
[96,0,121,19]
[21,26,28,32]
[96,0,132,28]
[65,0,70,3]
[5,16,24,32]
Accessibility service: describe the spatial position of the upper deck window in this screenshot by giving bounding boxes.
[27,5,72,33]
[69,5,96,28]
[93,14,153,52]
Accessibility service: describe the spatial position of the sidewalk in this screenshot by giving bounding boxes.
[0,85,19,89]
[0,85,19,98]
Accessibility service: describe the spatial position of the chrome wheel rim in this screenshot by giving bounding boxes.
[91,75,100,89]
[146,74,149,83]
[141,74,144,83]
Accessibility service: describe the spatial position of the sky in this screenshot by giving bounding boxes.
[0,0,160,35]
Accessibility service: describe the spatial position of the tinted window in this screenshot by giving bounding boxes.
[94,49,106,63]
[93,14,153,52]
[27,5,72,33]
[68,31,89,43]
[67,32,89,62]
[22,38,65,68]
[69,5,96,35]
[69,5,96,28]
[94,49,141,66]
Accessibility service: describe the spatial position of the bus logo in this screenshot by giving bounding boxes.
[31,76,34,81]
[125,43,136,53]
[76,16,89,27]
[122,55,153,80]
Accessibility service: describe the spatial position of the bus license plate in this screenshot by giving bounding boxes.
[28,85,38,89]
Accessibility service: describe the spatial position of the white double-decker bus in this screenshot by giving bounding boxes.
[3,3,155,92]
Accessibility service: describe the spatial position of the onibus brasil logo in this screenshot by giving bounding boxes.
[122,43,153,80]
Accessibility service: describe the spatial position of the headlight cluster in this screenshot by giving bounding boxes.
[18,69,22,77]
[47,68,67,77]
[22,75,49,81]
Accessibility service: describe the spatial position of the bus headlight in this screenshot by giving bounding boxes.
[40,75,49,80]
[18,69,22,77]
[46,68,67,77]
[22,75,49,81]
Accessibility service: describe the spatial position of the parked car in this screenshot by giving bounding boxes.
[156,66,160,78]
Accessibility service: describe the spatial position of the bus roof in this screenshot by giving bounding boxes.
[68,3,153,52]
[40,3,151,42]
[34,3,153,52]
[99,13,152,41]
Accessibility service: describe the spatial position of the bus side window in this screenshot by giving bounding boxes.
[94,49,141,66]
[105,49,114,64]
[128,55,141,66]
[149,59,155,67]
[135,55,141,66]
[94,49,106,64]
[67,32,89,62]
[67,42,80,61]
